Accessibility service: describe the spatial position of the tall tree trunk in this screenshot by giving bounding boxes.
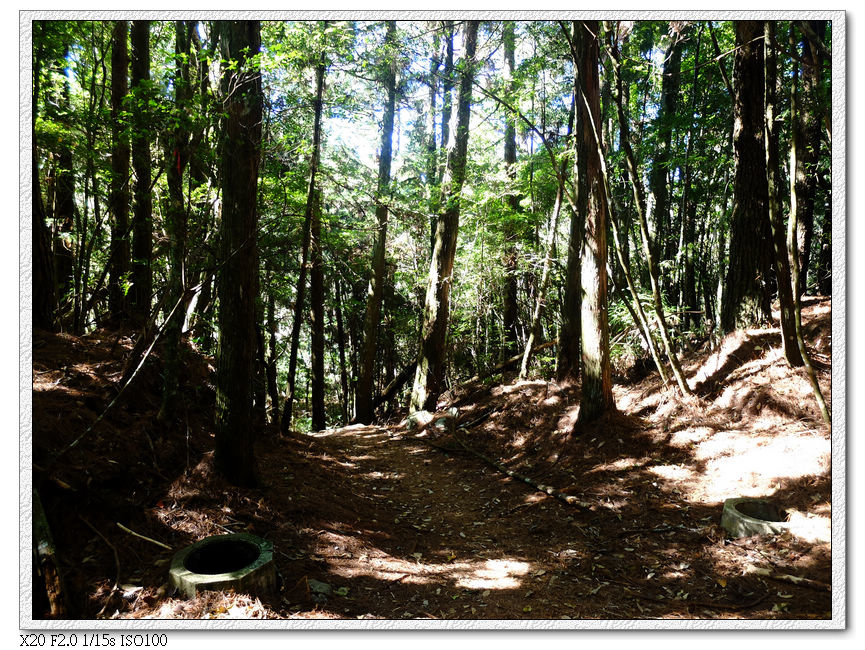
[679,27,702,333]
[763,22,804,368]
[33,34,57,331]
[356,20,397,424]
[409,20,478,414]
[790,20,826,296]
[429,20,454,254]
[281,34,326,434]
[557,22,585,383]
[334,278,350,424]
[159,21,193,423]
[309,190,326,431]
[108,21,131,325]
[425,24,441,227]
[650,32,683,269]
[502,20,520,357]
[721,21,774,331]
[266,276,280,426]
[214,20,262,486]
[53,48,75,317]
[130,21,153,326]
[576,20,615,424]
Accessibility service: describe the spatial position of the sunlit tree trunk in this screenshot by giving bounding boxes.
[356,20,397,424]
[763,21,803,368]
[215,19,262,485]
[790,20,826,296]
[409,20,478,414]
[576,20,615,424]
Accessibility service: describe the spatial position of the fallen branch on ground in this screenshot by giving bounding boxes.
[751,567,830,592]
[116,523,173,551]
[449,429,591,510]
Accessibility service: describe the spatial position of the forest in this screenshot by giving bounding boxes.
[30,17,835,623]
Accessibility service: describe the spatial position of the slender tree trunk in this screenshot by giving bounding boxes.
[605,23,692,397]
[790,21,826,296]
[763,22,804,368]
[425,24,441,223]
[520,95,574,379]
[650,33,683,268]
[309,190,326,431]
[130,21,153,325]
[356,20,397,423]
[409,20,478,414]
[53,49,75,317]
[576,20,615,424]
[281,37,326,434]
[557,22,585,382]
[680,27,703,333]
[721,21,774,331]
[334,278,350,424]
[215,20,262,486]
[266,278,280,426]
[33,33,57,331]
[108,21,131,325]
[502,20,520,357]
[429,20,454,254]
[159,21,193,423]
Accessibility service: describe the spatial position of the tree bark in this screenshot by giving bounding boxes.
[130,21,153,326]
[763,21,803,368]
[356,20,398,424]
[721,21,774,331]
[215,20,262,486]
[576,21,615,424]
[557,22,585,383]
[409,20,478,414]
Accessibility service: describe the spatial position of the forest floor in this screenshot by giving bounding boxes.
[30,297,833,622]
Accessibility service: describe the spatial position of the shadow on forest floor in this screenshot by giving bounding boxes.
[30,298,833,621]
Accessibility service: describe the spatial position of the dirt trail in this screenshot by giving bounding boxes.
[32,297,833,621]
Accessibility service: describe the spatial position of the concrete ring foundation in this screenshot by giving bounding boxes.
[169,533,276,599]
[721,497,791,538]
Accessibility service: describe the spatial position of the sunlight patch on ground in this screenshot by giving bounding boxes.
[648,464,693,482]
[326,552,530,591]
[668,426,713,446]
[785,510,831,543]
[587,457,649,473]
[684,431,829,503]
